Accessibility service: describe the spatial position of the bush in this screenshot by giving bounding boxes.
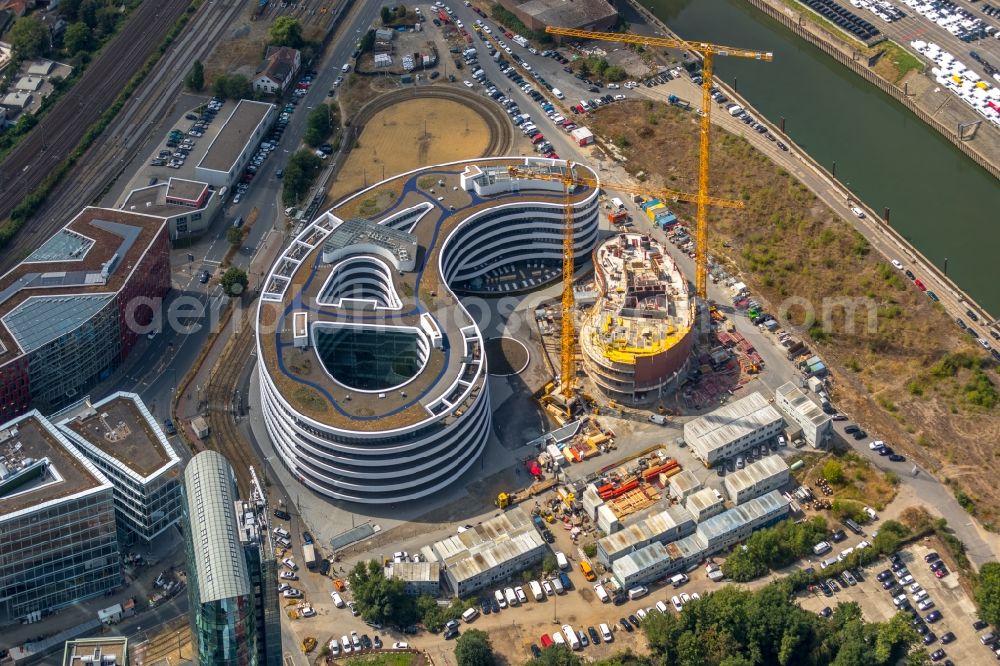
[822,459,845,485]
[213,73,252,100]
[281,149,323,205]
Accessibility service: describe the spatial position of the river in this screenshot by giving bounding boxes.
[644,0,1000,314]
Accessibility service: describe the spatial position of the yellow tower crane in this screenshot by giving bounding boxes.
[545,26,772,299]
[506,164,742,413]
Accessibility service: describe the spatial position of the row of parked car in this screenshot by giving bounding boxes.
[150,99,223,169]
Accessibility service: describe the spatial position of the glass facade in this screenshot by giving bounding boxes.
[182,451,276,666]
[314,326,423,390]
[0,486,121,621]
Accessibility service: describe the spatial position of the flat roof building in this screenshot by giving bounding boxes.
[724,454,790,505]
[684,392,785,466]
[495,0,619,34]
[0,207,169,423]
[121,178,216,239]
[0,411,121,622]
[385,561,442,597]
[684,487,725,522]
[62,637,128,666]
[775,382,832,448]
[55,392,182,545]
[424,507,548,596]
[196,100,274,189]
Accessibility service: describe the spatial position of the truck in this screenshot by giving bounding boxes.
[668,95,691,110]
[579,560,596,582]
[303,543,318,571]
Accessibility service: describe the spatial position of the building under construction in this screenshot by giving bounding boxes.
[580,233,695,405]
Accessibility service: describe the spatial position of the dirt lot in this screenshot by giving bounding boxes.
[797,541,986,664]
[588,100,1000,527]
[328,97,491,201]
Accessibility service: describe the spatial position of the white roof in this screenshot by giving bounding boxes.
[776,382,831,426]
[612,541,669,580]
[684,392,784,458]
[685,487,723,514]
[428,506,545,583]
[724,454,789,497]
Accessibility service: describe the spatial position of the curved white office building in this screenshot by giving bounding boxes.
[256,158,600,504]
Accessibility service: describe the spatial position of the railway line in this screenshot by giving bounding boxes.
[0,0,246,273]
[0,0,190,228]
[204,310,258,498]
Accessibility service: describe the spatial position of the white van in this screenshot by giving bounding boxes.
[670,573,688,588]
[552,631,566,646]
[812,541,832,555]
[504,587,519,607]
[462,607,479,623]
[727,104,744,116]
[580,100,592,111]
[594,583,610,603]
[529,580,544,601]
[550,576,565,595]
[628,585,648,600]
[562,625,581,650]
[494,589,507,608]
[600,623,613,642]
[273,527,290,540]
[552,87,565,99]
[555,551,569,570]
[342,63,351,73]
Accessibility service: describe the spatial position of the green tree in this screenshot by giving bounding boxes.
[185,60,205,92]
[526,646,582,666]
[220,267,248,296]
[269,16,303,48]
[873,612,918,663]
[360,29,376,53]
[63,21,94,55]
[583,543,598,558]
[976,561,1000,626]
[226,226,242,246]
[822,459,845,485]
[79,0,99,28]
[9,16,50,59]
[303,103,334,147]
[281,149,323,205]
[95,7,121,37]
[578,60,591,77]
[61,0,84,22]
[542,554,558,573]
[455,629,496,666]
[348,560,417,626]
[213,74,252,100]
[381,6,393,25]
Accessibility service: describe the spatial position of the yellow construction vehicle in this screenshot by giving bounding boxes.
[301,637,317,653]
[496,492,511,510]
[545,26,772,300]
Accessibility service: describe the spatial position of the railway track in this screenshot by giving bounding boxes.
[203,310,258,498]
[0,0,246,273]
[0,0,190,224]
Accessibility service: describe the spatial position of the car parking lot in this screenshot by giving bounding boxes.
[799,542,989,664]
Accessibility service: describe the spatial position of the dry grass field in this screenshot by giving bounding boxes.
[590,100,1000,527]
[328,97,491,202]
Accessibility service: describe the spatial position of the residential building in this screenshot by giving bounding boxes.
[422,507,548,596]
[385,561,442,597]
[257,159,600,503]
[684,392,785,466]
[252,46,301,95]
[0,411,121,622]
[183,451,275,666]
[0,208,169,423]
[685,487,725,522]
[775,381,832,448]
[724,454,790,505]
[55,392,182,545]
[195,100,275,190]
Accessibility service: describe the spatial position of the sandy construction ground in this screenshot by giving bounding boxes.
[329,97,491,202]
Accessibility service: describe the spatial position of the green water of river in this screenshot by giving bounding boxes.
[644,0,1000,313]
